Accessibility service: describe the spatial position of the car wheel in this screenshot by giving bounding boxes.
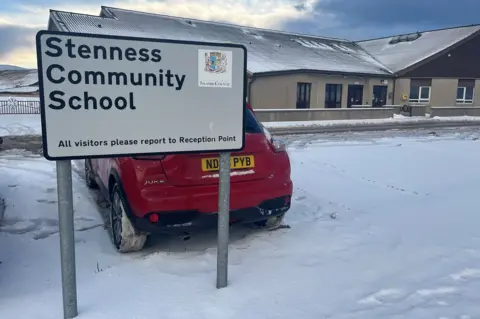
[110,183,147,253]
[253,213,286,230]
[84,159,98,189]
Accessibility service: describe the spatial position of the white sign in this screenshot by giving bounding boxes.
[35,31,247,160]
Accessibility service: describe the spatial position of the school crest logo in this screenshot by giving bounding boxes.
[204,51,228,74]
[198,49,232,88]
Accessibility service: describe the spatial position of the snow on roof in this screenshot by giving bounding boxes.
[0,70,39,93]
[358,25,480,73]
[48,8,480,76]
[50,10,149,38]
[49,8,392,76]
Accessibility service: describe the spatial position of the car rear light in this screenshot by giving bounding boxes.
[263,125,273,141]
[272,138,286,152]
[133,155,166,160]
[263,126,286,153]
[148,213,159,223]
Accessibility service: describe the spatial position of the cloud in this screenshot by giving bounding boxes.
[0,3,101,67]
[0,4,100,27]
[0,26,36,57]
[0,0,478,67]
[0,47,39,69]
[309,0,480,39]
[315,0,479,28]
[0,0,320,67]
[111,0,317,29]
[0,0,317,29]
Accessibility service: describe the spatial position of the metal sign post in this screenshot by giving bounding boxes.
[36,29,247,315]
[56,160,78,318]
[216,152,231,289]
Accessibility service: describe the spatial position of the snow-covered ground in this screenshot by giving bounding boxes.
[2,113,480,138]
[263,114,480,129]
[1,126,480,319]
[0,114,41,136]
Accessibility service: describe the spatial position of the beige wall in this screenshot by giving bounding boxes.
[474,80,480,105]
[250,73,480,109]
[430,79,457,106]
[250,73,394,109]
[393,78,410,105]
[394,78,480,107]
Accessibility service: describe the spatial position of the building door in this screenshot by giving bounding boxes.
[296,82,311,109]
[347,85,363,108]
[372,85,388,107]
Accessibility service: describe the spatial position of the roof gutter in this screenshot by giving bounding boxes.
[252,69,395,78]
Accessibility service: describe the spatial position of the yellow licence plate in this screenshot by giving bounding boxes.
[201,155,255,172]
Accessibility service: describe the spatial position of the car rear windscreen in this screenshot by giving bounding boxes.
[245,108,264,134]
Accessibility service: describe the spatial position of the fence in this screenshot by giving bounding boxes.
[0,98,40,114]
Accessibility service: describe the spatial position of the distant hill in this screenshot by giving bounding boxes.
[0,65,27,71]
[0,69,39,93]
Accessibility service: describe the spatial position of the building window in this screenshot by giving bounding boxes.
[457,79,475,104]
[325,84,342,108]
[409,79,432,103]
[296,82,311,109]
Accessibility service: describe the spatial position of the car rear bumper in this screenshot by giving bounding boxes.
[132,195,291,234]
[129,176,293,216]
[125,176,293,234]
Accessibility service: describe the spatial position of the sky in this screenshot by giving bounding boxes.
[0,0,478,68]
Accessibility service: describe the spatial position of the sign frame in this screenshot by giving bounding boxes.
[36,30,248,161]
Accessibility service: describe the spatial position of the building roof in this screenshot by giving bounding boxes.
[358,25,480,74]
[49,10,148,37]
[49,7,392,77]
[47,7,480,77]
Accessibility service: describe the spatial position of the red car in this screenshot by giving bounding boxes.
[85,106,292,252]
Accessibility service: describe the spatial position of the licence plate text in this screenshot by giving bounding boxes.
[201,155,255,172]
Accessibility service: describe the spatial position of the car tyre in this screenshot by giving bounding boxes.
[253,213,286,230]
[84,159,98,189]
[110,183,147,253]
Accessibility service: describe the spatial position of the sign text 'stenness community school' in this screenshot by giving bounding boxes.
[43,36,188,111]
[36,31,246,159]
